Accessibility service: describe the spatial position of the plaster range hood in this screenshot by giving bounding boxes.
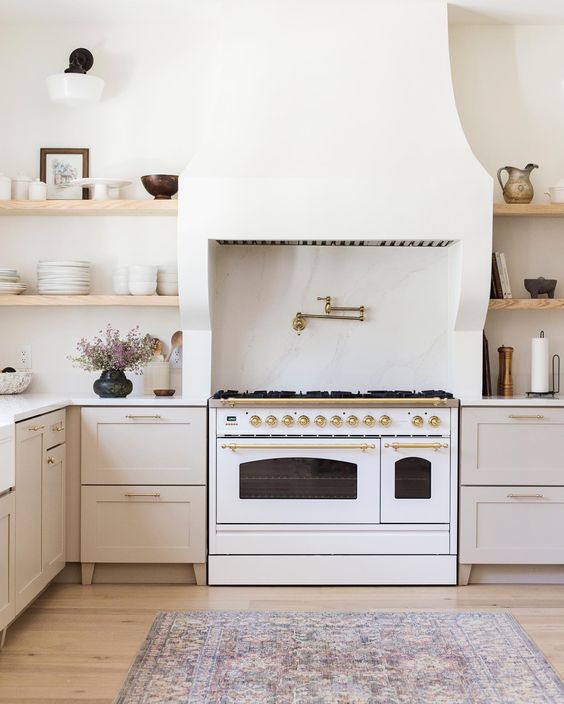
[178,0,493,399]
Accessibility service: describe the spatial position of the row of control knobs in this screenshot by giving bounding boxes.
[247,414,442,428]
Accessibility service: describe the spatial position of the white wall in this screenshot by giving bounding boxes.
[450,25,564,393]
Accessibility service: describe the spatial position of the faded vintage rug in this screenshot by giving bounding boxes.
[115,611,564,703]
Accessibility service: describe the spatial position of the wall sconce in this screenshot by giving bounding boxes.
[46,48,104,107]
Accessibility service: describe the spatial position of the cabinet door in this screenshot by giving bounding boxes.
[81,485,206,563]
[43,409,66,451]
[461,407,564,485]
[0,492,15,633]
[42,444,65,582]
[15,425,44,613]
[81,408,206,485]
[460,486,564,564]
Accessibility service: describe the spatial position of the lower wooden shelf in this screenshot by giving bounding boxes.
[489,298,564,310]
[0,295,179,307]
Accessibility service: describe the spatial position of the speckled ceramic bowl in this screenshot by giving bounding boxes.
[0,370,32,394]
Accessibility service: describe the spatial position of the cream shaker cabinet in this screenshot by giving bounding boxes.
[14,410,66,614]
[80,408,207,585]
[0,491,15,647]
[459,406,564,584]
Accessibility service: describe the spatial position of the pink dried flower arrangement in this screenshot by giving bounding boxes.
[69,325,154,373]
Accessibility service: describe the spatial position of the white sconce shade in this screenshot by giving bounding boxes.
[47,48,104,107]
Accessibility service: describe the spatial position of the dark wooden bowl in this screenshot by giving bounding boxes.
[141,174,178,200]
[153,389,176,397]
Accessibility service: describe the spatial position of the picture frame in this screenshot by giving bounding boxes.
[40,148,90,200]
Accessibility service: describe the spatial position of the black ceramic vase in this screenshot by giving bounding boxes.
[93,370,133,398]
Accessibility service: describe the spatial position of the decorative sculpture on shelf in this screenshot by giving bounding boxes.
[524,277,557,299]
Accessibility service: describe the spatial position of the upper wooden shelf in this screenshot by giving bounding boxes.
[489,299,564,310]
[493,203,564,217]
[0,200,177,215]
[0,295,179,307]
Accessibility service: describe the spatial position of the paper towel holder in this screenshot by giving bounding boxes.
[527,339,560,397]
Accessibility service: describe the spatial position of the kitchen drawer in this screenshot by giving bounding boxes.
[460,486,564,564]
[461,407,564,485]
[81,485,206,563]
[81,407,206,485]
[17,408,65,450]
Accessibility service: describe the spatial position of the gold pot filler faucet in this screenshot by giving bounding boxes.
[292,296,366,334]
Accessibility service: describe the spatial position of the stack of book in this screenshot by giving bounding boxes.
[491,252,512,299]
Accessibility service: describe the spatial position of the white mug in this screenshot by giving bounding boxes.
[28,179,47,201]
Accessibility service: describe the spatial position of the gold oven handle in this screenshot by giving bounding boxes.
[384,442,448,451]
[221,443,376,452]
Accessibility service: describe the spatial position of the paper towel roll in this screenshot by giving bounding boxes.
[531,334,550,393]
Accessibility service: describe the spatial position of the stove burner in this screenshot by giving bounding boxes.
[212,389,454,400]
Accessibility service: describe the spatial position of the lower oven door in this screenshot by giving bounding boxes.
[216,439,380,524]
[380,441,450,523]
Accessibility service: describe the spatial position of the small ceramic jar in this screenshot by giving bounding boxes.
[0,173,11,200]
[143,357,170,395]
[28,179,47,201]
[11,175,32,200]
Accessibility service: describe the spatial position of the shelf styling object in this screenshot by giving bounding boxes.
[527,349,560,399]
[69,325,154,398]
[0,370,32,395]
[530,330,549,394]
[141,175,178,200]
[67,178,132,200]
[497,163,538,204]
[46,48,104,107]
[524,276,556,299]
[497,345,514,397]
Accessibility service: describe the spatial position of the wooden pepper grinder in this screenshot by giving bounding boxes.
[498,345,514,397]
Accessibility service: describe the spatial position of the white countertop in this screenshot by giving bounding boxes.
[0,393,208,427]
[461,395,564,406]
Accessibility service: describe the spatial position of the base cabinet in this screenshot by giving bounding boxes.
[0,492,15,646]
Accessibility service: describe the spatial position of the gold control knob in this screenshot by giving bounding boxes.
[249,415,262,427]
[330,415,343,427]
[428,415,441,428]
[281,415,294,427]
[363,415,376,427]
[265,415,277,427]
[314,415,326,427]
[346,415,359,427]
[412,415,424,427]
[379,415,392,427]
[297,415,310,427]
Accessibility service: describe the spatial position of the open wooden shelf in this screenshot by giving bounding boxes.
[489,298,564,310]
[0,295,179,307]
[0,200,177,215]
[493,203,564,217]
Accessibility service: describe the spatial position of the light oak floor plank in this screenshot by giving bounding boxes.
[0,583,563,702]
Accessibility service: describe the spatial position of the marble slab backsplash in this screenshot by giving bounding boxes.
[211,245,449,391]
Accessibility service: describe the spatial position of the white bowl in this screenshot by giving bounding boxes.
[113,266,128,276]
[546,186,564,204]
[0,370,32,394]
[113,280,130,295]
[157,282,179,296]
[129,281,157,296]
[129,265,157,276]
[158,265,178,274]
[156,273,178,282]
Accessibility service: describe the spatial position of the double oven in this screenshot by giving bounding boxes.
[208,397,458,585]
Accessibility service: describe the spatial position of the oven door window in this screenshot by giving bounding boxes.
[239,457,357,499]
[394,457,432,499]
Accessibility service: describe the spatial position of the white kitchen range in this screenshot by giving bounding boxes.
[208,390,458,585]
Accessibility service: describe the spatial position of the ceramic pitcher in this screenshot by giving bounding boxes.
[497,163,538,204]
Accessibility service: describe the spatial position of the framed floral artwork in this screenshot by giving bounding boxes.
[40,148,90,200]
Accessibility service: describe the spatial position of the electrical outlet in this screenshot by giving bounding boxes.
[16,345,32,369]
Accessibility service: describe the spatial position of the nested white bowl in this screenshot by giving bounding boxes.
[0,370,32,394]
[157,282,179,296]
[129,281,157,296]
[129,265,157,276]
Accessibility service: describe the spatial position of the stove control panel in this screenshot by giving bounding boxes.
[216,408,451,435]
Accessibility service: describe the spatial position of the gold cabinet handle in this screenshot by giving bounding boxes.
[53,424,65,432]
[507,493,544,499]
[125,415,162,420]
[508,415,545,420]
[46,456,55,465]
[384,442,448,451]
[124,492,161,497]
[27,424,45,432]
[221,443,376,452]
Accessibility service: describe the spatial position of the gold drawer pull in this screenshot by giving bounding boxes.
[384,442,448,451]
[53,424,65,432]
[507,493,544,499]
[27,424,45,432]
[46,456,55,465]
[508,415,545,420]
[124,492,161,497]
[125,414,162,420]
[221,443,376,452]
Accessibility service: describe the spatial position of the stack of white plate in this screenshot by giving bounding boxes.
[0,268,26,295]
[37,261,91,295]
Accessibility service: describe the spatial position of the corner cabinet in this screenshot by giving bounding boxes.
[459,406,564,584]
[15,409,66,614]
[80,407,207,585]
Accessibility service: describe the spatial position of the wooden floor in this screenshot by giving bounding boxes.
[0,583,563,702]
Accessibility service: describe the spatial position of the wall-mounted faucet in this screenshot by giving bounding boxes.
[292,296,365,333]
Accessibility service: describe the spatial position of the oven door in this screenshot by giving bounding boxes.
[216,439,380,524]
[380,441,450,523]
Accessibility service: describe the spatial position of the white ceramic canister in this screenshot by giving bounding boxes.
[0,173,11,200]
[11,175,32,200]
[143,357,171,394]
[28,178,47,201]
